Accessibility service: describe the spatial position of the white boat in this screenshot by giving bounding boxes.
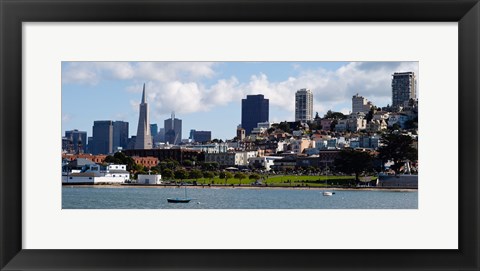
[323,191,335,196]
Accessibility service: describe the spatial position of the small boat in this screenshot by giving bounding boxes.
[323,191,335,196]
[167,186,191,203]
[167,198,191,203]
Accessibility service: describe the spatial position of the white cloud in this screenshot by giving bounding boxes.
[65,61,418,119]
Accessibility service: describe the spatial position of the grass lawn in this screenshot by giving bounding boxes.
[168,175,358,186]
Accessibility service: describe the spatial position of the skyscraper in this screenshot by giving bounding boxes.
[64,129,87,154]
[150,123,158,144]
[164,112,182,145]
[392,72,416,107]
[241,94,269,135]
[92,120,113,155]
[295,88,313,122]
[134,83,153,149]
[113,121,129,151]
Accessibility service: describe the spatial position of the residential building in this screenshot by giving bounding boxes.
[241,94,269,135]
[164,112,182,145]
[205,151,257,167]
[388,113,409,128]
[249,156,284,171]
[352,93,373,114]
[134,83,153,149]
[291,138,314,154]
[236,127,246,141]
[295,88,314,122]
[392,72,416,107]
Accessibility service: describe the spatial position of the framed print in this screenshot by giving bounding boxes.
[1,0,479,270]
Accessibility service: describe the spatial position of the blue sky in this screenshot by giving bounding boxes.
[62,61,418,140]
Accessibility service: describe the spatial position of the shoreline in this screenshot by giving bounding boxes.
[62,183,417,192]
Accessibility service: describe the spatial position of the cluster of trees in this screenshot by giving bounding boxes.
[333,133,418,180]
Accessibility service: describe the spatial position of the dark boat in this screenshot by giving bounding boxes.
[167,198,191,203]
[167,186,191,203]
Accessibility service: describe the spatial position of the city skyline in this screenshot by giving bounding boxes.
[62,61,418,140]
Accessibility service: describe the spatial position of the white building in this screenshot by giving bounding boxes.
[205,151,258,166]
[137,174,162,184]
[248,156,283,171]
[295,88,314,122]
[63,164,129,184]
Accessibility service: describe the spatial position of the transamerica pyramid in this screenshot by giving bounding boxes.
[134,83,153,149]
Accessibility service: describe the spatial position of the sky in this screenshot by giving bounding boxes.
[62,61,418,140]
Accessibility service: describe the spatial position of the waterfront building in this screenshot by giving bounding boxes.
[241,94,269,135]
[113,121,129,151]
[352,93,373,114]
[137,174,162,185]
[189,129,212,143]
[164,112,182,145]
[91,120,113,155]
[62,163,129,184]
[392,72,416,107]
[134,83,153,149]
[295,88,314,122]
[64,129,87,154]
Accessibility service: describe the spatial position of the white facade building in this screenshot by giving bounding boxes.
[137,174,162,184]
[63,164,129,184]
[295,88,314,122]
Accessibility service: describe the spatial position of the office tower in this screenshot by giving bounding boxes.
[64,129,87,154]
[190,129,212,143]
[134,83,153,149]
[295,88,313,122]
[241,94,269,135]
[164,112,182,145]
[113,121,129,151]
[92,120,113,155]
[158,128,165,143]
[392,72,416,107]
[150,124,158,144]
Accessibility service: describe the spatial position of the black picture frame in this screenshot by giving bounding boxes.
[1,0,479,270]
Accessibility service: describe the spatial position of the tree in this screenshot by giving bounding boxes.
[234,173,247,186]
[203,171,215,184]
[162,168,173,179]
[378,133,418,174]
[189,169,203,182]
[277,121,291,133]
[249,173,261,180]
[366,107,375,123]
[174,169,189,181]
[334,149,374,181]
[324,110,346,120]
[219,171,233,185]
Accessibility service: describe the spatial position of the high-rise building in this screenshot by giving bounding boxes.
[295,88,313,122]
[92,120,113,155]
[241,94,269,135]
[150,124,158,144]
[134,83,153,149]
[64,129,87,154]
[352,93,373,114]
[164,112,182,145]
[189,129,212,143]
[113,121,129,151]
[392,72,416,107]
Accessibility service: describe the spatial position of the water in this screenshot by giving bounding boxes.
[62,186,418,209]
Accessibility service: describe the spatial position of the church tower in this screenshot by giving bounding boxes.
[134,83,153,149]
